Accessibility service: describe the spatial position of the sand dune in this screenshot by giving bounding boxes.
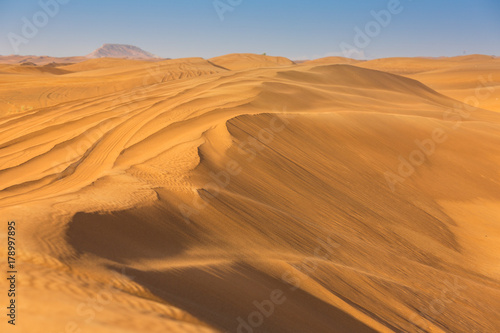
[59,58,155,72]
[0,57,226,117]
[0,55,88,65]
[0,63,72,75]
[302,56,362,65]
[1,55,499,333]
[356,55,500,112]
[209,53,295,70]
[302,55,500,112]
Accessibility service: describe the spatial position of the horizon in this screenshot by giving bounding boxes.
[1,0,499,60]
[2,45,499,62]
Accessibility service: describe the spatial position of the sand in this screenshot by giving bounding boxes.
[0,53,499,333]
[308,55,500,112]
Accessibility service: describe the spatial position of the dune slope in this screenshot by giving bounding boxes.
[357,55,500,112]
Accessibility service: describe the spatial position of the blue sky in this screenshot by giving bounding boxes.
[0,0,499,59]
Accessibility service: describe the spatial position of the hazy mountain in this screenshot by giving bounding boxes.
[86,44,158,59]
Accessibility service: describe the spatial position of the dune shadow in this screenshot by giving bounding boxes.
[66,203,196,263]
[120,263,378,333]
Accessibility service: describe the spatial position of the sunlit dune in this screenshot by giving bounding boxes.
[209,53,295,70]
[356,55,500,112]
[0,63,72,75]
[302,56,362,65]
[0,57,226,116]
[59,58,155,72]
[1,54,499,333]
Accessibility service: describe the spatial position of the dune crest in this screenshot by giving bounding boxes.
[209,53,295,70]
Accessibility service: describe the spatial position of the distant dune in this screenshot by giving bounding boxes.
[0,44,159,66]
[0,54,499,333]
[0,63,72,75]
[302,56,363,65]
[209,53,295,70]
[60,58,154,72]
[0,55,88,65]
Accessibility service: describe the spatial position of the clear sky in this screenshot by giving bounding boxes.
[0,0,499,60]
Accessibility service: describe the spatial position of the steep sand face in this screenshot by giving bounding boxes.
[0,57,499,333]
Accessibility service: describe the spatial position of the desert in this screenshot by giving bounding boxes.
[1,1,500,332]
[0,47,499,332]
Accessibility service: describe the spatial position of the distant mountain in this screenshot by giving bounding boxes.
[86,44,158,59]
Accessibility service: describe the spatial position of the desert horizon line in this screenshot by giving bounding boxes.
[1,49,499,62]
